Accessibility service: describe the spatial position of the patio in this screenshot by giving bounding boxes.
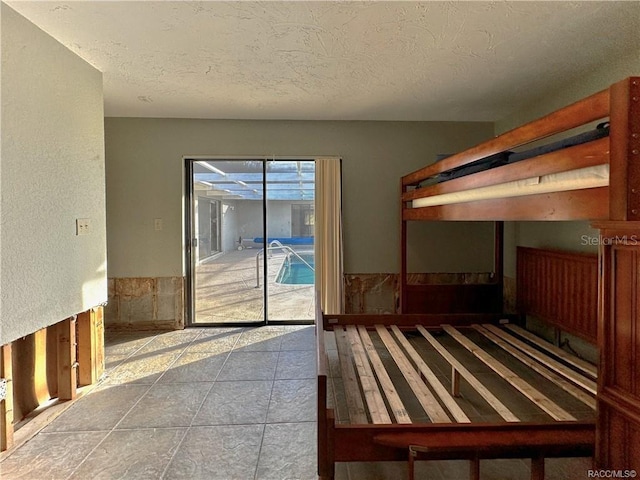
[194,247,315,324]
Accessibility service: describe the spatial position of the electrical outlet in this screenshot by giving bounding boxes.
[76,218,90,235]
[154,218,163,231]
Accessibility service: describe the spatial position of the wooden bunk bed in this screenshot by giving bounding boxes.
[317,76,639,478]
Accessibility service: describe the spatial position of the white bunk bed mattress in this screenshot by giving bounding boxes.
[411,164,609,209]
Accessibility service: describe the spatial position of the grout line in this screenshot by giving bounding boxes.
[252,343,284,480]
[159,327,243,480]
[65,329,208,480]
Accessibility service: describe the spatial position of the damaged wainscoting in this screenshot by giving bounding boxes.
[106,277,184,331]
[344,272,498,314]
[344,274,399,314]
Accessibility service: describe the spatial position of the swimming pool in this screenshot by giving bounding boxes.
[276,253,315,285]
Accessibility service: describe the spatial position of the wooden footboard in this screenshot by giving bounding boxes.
[316,311,597,478]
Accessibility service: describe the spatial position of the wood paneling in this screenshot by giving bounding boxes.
[595,222,640,470]
[517,247,598,343]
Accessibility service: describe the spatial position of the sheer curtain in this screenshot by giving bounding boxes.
[315,157,344,314]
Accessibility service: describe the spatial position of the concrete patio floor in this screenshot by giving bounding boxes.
[194,248,315,324]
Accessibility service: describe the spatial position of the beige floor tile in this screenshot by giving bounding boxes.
[117,382,212,428]
[103,351,182,385]
[157,351,228,383]
[217,351,279,381]
[267,379,316,423]
[0,432,106,480]
[193,380,272,425]
[255,422,317,480]
[164,425,264,480]
[68,428,187,480]
[43,384,150,432]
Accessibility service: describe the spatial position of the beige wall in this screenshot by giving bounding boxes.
[1,4,107,345]
[104,119,495,278]
[497,53,639,277]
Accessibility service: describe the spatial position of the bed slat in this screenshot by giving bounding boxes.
[504,324,597,379]
[357,326,412,424]
[345,326,392,424]
[334,328,368,424]
[481,324,596,395]
[389,325,470,423]
[416,325,520,422]
[375,325,452,423]
[442,326,576,422]
[473,325,596,410]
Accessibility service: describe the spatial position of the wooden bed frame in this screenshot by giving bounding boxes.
[396,75,639,471]
[316,306,597,480]
[315,76,638,478]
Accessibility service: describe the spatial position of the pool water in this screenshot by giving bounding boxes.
[276,254,315,285]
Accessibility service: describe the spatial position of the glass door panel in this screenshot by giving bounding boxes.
[266,161,316,321]
[189,160,265,325]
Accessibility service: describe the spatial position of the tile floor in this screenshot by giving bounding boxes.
[0,326,593,479]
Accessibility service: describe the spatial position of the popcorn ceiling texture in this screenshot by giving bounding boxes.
[7,1,640,121]
[0,4,107,345]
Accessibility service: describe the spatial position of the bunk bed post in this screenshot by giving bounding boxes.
[593,221,640,471]
[593,76,640,472]
[400,178,408,313]
[494,221,504,311]
[608,77,640,222]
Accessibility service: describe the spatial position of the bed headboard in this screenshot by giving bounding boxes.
[516,246,598,344]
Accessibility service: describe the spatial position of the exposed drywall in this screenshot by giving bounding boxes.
[495,53,639,277]
[0,4,107,345]
[104,119,494,278]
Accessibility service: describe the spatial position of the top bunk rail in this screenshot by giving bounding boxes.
[402,88,610,187]
[400,76,639,222]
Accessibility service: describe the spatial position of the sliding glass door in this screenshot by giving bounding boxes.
[185,158,316,325]
[266,161,316,321]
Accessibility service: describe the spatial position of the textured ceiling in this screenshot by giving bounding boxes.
[6,1,640,121]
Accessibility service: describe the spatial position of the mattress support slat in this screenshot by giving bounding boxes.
[334,328,368,424]
[504,324,597,379]
[482,324,596,395]
[389,325,470,423]
[442,326,576,422]
[472,325,596,410]
[452,367,461,398]
[357,325,412,424]
[345,325,392,424]
[375,325,451,423]
[416,325,520,422]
